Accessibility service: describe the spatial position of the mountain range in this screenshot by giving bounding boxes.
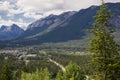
[0,3,120,49]
[0,24,24,40]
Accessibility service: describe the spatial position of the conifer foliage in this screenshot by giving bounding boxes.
[0,61,12,80]
[21,68,50,80]
[64,62,85,80]
[88,0,120,80]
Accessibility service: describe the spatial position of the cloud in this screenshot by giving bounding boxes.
[17,0,64,12]
[0,1,22,17]
[1,0,18,3]
[1,0,120,18]
[0,0,120,29]
[23,12,43,19]
[0,17,28,30]
[16,0,120,19]
[106,0,120,2]
[16,0,65,19]
[0,1,10,14]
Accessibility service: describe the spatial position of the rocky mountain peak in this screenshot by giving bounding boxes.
[0,24,24,40]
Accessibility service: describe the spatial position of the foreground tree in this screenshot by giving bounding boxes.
[64,62,85,80]
[0,61,12,80]
[88,0,120,80]
[56,62,85,80]
[21,68,50,80]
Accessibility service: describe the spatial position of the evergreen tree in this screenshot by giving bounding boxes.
[21,68,50,80]
[0,61,12,80]
[55,62,85,80]
[56,71,64,80]
[88,0,120,80]
[64,62,85,80]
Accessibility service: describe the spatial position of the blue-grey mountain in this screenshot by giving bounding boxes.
[18,11,76,39]
[1,3,120,48]
[0,24,24,40]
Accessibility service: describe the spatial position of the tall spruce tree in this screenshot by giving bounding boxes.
[88,0,120,80]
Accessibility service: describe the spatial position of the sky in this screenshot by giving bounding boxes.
[0,0,120,30]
